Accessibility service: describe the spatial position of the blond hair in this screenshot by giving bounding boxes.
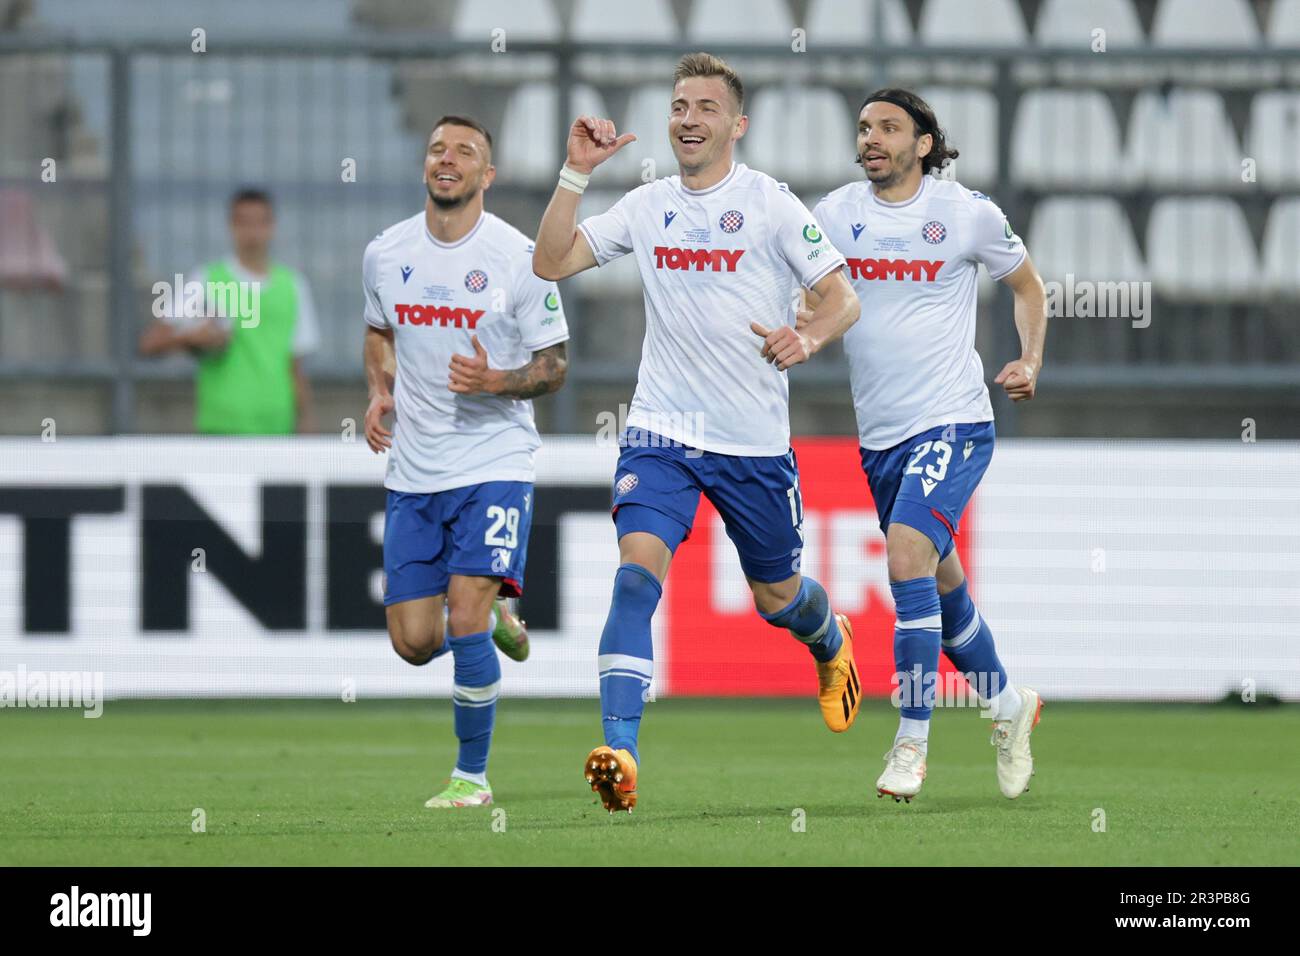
[672,52,744,113]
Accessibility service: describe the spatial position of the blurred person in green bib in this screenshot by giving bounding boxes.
[139,187,320,434]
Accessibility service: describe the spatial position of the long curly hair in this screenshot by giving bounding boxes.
[860,88,959,175]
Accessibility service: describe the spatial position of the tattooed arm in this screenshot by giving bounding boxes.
[447,337,568,399]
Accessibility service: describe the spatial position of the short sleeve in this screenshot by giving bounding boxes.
[512,252,570,352]
[577,190,636,266]
[769,186,846,289]
[969,193,1027,281]
[362,239,388,329]
[292,273,322,357]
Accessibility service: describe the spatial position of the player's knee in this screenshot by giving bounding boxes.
[388,616,443,665]
[887,541,938,581]
[390,632,438,665]
[612,563,662,608]
[446,602,492,639]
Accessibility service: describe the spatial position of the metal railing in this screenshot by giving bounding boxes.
[1,31,1298,434]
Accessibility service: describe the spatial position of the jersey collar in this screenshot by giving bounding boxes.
[677,162,739,197]
[424,210,486,249]
[869,174,927,209]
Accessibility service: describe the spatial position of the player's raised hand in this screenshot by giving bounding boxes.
[448,335,502,396]
[994,358,1039,402]
[566,115,637,174]
[364,392,394,453]
[751,322,814,372]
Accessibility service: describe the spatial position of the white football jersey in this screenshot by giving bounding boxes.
[363,211,569,493]
[815,176,1027,450]
[579,163,845,456]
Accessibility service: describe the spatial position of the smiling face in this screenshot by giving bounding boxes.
[857,101,931,190]
[668,75,746,175]
[424,123,494,210]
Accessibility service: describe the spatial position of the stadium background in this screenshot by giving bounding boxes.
[1,0,1297,706]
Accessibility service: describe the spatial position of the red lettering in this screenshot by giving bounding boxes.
[651,247,745,273]
[845,258,944,282]
[392,304,487,330]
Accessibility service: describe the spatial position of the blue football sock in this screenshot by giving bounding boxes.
[760,577,843,663]
[940,579,1009,706]
[448,628,500,776]
[891,577,942,720]
[598,563,661,765]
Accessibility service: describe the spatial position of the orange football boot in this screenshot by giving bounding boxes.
[817,614,861,732]
[583,745,638,813]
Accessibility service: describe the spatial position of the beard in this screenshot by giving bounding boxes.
[426,179,478,210]
[860,149,919,188]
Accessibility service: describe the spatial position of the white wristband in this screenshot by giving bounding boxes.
[558,164,591,194]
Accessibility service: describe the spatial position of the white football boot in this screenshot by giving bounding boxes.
[990,687,1043,799]
[875,736,927,803]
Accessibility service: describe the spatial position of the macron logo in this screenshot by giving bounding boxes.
[664,211,677,228]
[50,886,151,937]
[851,223,866,241]
[652,246,744,272]
[400,265,414,284]
[846,257,943,282]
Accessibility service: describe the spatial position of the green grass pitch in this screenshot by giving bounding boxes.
[2,698,1296,866]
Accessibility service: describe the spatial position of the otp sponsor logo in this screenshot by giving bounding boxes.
[846,257,944,282]
[652,246,745,272]
[393,303,485,328]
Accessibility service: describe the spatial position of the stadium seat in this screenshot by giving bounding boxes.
[1012,90,1126,186]
[570,0,677,40]
[806,0,912,45]
[685,0,794,42]
[1034,0,1143,47]
[1125,89,1244,187]
[1261,198,1300,295]
[1268,0,1300,44]
[918,0,1028,47]
[621,84,685,181]
[131,58,417,184]
[745,86,854,184]
[452,0,560,40]
[1247,91,1300,186]
[918,87,998,187]
[1027,197,1147,283]
[497,84,609,185]
[1151,0,1260,47]
[1146,198,1260,299]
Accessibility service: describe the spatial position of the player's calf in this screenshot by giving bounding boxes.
[757,575,860,732]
